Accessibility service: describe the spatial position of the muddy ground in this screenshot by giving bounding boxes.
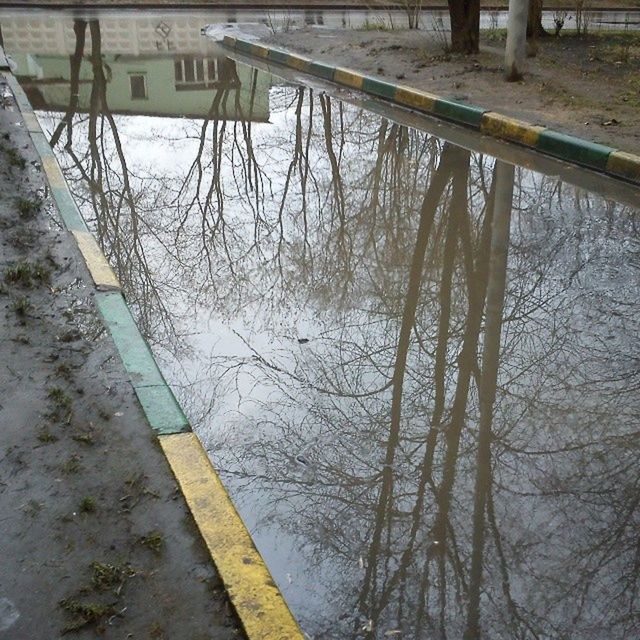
[266,28,640,154]
[0,79,240,639]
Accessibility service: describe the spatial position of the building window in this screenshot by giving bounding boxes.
[129,74,147,100]
[174,57,219,90]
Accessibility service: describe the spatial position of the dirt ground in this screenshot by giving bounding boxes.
[0,79,241,639]
[266,28,640,154]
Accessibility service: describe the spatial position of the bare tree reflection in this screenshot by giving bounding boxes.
[50,19,86,149]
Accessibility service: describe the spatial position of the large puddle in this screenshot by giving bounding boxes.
[4,12,640,640]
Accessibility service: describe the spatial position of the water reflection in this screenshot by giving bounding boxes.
[10,17,640,640]
[8,18,270,122]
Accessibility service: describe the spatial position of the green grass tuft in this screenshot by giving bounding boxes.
[59,598,118,633]
[79,496,97,513]
[137,530,164,555]
[4,261,51,287]
[16,196,42,219]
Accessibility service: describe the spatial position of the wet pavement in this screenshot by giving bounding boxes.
[4,12,640,640]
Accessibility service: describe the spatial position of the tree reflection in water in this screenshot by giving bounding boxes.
[36,19,640,640]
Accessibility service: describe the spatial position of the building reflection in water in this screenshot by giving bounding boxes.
[6,15,640,640]
[3,15,270,121]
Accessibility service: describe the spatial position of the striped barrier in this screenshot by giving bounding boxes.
[222,35,640,185]
[2,69,305,640]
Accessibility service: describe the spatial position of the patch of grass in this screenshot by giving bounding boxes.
[55,363,73,380]
[48,387,72,404]
[585,30,640,44]
[47,386,73,422]
[79,496,97,513]
[137,530,164,555]
[4,261,51,288]
[484,27,507,43]
[11,296,31,317]
[16,196,42,219]
[0,142,27,170]
[37,427,58,443]
[33,262,50,281]
[59,599,119,633]
[355,18,391,31]
[5,263,33,286]
[72,431,95,445]
[8,228,36,251]
[91,562,135,592]
[60,454,81,474]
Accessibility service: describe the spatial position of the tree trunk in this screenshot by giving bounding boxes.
[505,0,528,80]
[526,0,547,38]
[448,0,480,53]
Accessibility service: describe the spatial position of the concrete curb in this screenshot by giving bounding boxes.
[222,36,640,185]
[2,69,304,640]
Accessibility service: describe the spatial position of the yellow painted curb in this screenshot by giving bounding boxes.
[606,150,640,182]
[480,112,545,148]
[22,111,42,133]
[334,68,364,90]
[42,155,65,188]
[395,86,437,112]
[251,43,270,58]
[159,433,304,640]
[287,54,311,72]
[71,230,121,291]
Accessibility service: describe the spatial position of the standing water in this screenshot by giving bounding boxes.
[3,12,640,640]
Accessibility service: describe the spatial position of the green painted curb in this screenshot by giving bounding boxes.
[95,291,191,435]
[536,130,614,171]
[235,39,255,56]
[267,48,290,65]
[95,291,166,388]
[433,99,487,128]
[134,385,190,436]
[308,61,335,82]
[50,187,89,232]
[30,130,54,158]
[362,76,397,100]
